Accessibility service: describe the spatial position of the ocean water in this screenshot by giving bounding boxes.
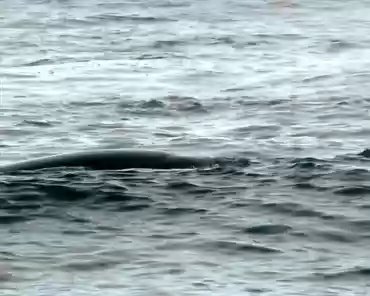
[1,0,370,295]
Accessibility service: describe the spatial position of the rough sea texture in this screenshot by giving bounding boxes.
[1,0,370,295]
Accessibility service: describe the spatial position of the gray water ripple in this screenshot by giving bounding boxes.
[2,0,370,294]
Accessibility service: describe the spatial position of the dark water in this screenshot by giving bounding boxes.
[1,0,370,295]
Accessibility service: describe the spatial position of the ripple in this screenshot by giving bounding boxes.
[60,259,120,272]
[37,183,92,201]
[153,40,188,49]
[348,219,370,232]
[290,157,329,169]
[3,0,370,293]
[313,267,370,280]
[89,14,174,23]
[333,186,370,196]
[159,207,208,216]
[165,180,199,190]
[19,120,54,127]
[261,202,339,220]
[207,240,282,254]
[312,229,358,243]
[326,39,358,53]
[242,224,292,235]
[140,99,165,109]
[301,74,334,83]
[118,95,208,115]
[21,59,54,67]
[293,182,327,191]
[0,214,30,224]
[165,95,207,113]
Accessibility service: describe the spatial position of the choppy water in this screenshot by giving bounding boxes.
[1,0,370,295]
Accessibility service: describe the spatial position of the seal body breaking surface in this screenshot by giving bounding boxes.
[0,149,218,173]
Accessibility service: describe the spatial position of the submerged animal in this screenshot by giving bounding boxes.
[0,149,224,173]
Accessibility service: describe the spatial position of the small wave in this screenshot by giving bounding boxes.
[166,181,200,190]
[348,219,370,232]
[326,39,358,53]
[68,100,110,107]
[235,97,290,107]
[312,229,358,243]
[212,36,236,45]
[140,99,165,109]
[313,267,370,280]
[88,13,174,23]
[153,1,190,8]
[18,120,54,127]
[136,54,167,60]
[290,157,329,169]
[21,59,53,67]
[60,259,120,272]
[253,32,305,41]
[293,182,327,191]
[37,183,91,201]
[221,86,247,92]
[160,207,208,216]
[116,203,152,212]
[0,201,42,212]
[301,74,334,83]
[341,168,370,179]
[207,240,282,254]
[0,214,29,224]
[333,186,370,196]
[242,224,292,235]
[0,170,164,214]
[62,229,97,236]
[211,36,270,48]
[261,202,339,220]
[231,124,281,134]
[153,40,188,49]
[119,96,207,115]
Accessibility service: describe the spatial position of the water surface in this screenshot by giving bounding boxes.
[1,0,370,295]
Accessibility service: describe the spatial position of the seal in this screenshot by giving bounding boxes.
[0,149,219,173]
